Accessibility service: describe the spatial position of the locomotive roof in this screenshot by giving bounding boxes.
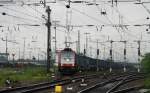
[63,48,73,51]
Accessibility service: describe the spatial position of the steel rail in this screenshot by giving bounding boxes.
[111,85,144,93]
[21,74,100,93]
[0,73,99,93]
[106,75,144,93]
[77,73,143,93]
[77,74,134,93]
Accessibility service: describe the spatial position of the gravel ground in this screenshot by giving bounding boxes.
[118,79,144,92]
[35,73,125,93]
[36,74,111,93]
[86,82,119,93]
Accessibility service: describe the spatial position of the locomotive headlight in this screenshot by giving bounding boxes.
[66,59,70,62]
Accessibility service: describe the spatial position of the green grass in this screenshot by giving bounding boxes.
[145,74,150,88]
[0,66,52,88]
[144,74,150,93]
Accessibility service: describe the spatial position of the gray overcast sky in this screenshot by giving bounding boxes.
[0,0,150,63]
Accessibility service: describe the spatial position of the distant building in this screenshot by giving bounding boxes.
[0,53,9,64]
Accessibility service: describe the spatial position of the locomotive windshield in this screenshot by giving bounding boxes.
[61,51,75,62]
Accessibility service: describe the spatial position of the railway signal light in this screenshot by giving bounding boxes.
[97,49,99,55]
[138,49,141,56]
[12,53,15,57]
[2,12,6,15]
[84,49,86,55]
[110,49,112,56]
[66,0,71,8]
[146,29,149,31]
[66,5,70,8]
[124,49,126,55]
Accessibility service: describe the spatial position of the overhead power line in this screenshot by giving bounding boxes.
[1,12,43,24]
[27,5,45,16]
[0,6,44,21]
[141,3,150,15]
[90,39,134,62]
[57,1,109,25]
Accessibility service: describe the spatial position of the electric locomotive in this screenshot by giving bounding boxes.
[58,48,77,74]
[58,48,136,74]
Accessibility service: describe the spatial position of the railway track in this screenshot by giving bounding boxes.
[106,75,144,93]
[77,73,144,93]
[0,72,144,93]
[0,73,106,93]
[55,72,143,93]
[111,85,144,93]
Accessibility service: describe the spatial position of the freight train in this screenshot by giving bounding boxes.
[58,48,135,74]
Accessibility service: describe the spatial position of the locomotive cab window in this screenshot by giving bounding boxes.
[61,51,75,63]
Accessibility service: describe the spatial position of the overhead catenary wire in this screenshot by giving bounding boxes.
[141,3,150,15]
[0,6,44,21]
[72,8,109,25]
[0,11,43,24]
[128,43,139,62]
[26,5,45,16]
[90,39,136,62]
[0,0,150,62]
[57,0,145,41]
[95,4,123,40]
[1,0,150,7]
[57,1,110,25]
[56,0,149,61]
[106,2,142,40]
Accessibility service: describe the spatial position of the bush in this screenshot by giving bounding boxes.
[145,76,150,88]
[141,53,150,73]
[141,53,150,90]
[0,66,51,88]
